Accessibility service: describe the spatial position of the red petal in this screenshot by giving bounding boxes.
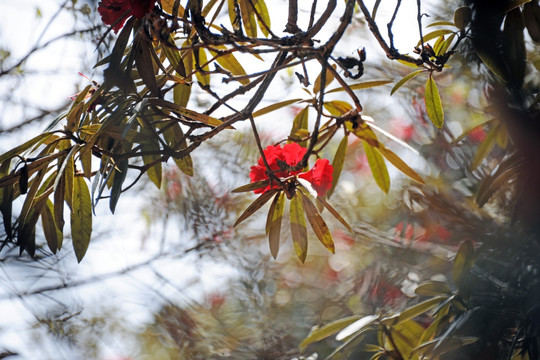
[98,0,131,33]
[130,0,156,18]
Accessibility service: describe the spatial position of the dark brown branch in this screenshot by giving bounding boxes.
[285,0,301,34]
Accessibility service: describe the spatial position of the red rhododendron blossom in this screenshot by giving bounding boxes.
[249,143,307,194]
[298,158,333,196]
[98,0,156,33]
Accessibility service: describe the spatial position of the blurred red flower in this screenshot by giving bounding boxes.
[98,0,156,33]
[249,143,333,196]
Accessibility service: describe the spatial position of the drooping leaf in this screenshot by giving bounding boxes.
[194,47,210,86]
[302,193,334,254]
[324,101,352,116]
[0,161,13,237]
[378,146,424,184]
[253,0,271,37]
[425,75,444,128]
[387,319,425,360]
[503,8,526,86]
[452,240,475,288]
[142,141,163,189]
[300,315,363,349]
[363,141,390,193]
[290,191,308,263]
[382,297,447,327]
[327,135,348,198]
[266,191,285,259]
[210,45,250,85]
[159,121,193,176]
[326,80,392,94]
[148,98,228,128]
[234,188,279,227]
[391,69,425,95]
[109,158,129,214]
[41,199,63,253]
[415,280,453,297]
[289,106,309,147]
[252,98,302,118]
[71,176,92,262]
[471,122,500,170]
[438,33,456,56]
[0,132,53,165]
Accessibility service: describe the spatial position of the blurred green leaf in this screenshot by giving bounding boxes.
[425,75,444,128]
[452,240,475,287]
[266,191,284,259]
[454,6,472,30]
[234,188,279,227]
[302,192,334,254]
[327,136,348,198]
[363,140,390,193]
[300,315,362,349]
[391,69,425,95]
[326,80,392,94]
[71,176,92,262]
[290,191,308,263]
[415,281,453,297]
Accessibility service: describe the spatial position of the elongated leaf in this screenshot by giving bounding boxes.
[427,21,456,28]
[239,0,257,37]
[290,191,308,263]
[54,173,65,231]
[415,280,452,297]
[266,192,285,259]
[363,141,390,193]
[313,64,337,94]
[336,314,379,341]
[471,122,500,170]
[302,194,334,254]
[300,315,362,349]
[417,29,455,46]
[41,199,63,253]
[253,0,271,37]
[0,161,13,237]
[317,197,352,232]
[210,45,250,85]
[252,98,302,118]
[452,240,475,287]
[378,146,424,184]
[64,152,75,209]
[71,176,92,262]
[438,33,456,56]
[391,69,425,95]
[326,80,392,94]
[232,180,270,193]
[142,142,163,189]
[163,39,186,77]
[159,121,193,176]
[425,75,444,128]
[388,319,425,359]
[0,132,53,165]
[382,297,447,326]
[327,136,348,198]
[324,101,352,116]
[148,98,228,128]
[194,47,210,86]
[234,188,279,227]
[289,106,309,147]
[109,158,129,214]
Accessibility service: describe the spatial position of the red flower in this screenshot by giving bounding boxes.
[298,158,333,196]
[249,143,307,194]
[98,0,156,33]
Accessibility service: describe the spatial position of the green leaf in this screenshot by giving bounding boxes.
[71,176,92,262]
[148,98,228,128]
[313,64,336,94]
[415,280,453,297]
[289,106,309,147]
[388,319,425,359]
[425,75,444,128]
[300,315,362,349]
[335,314,379,341]
[234,188,279,227]
[163,38,186,77]
[142,142,163,189]
[324,101,353,116]
[109,158,129,214]
[327,136,348,198]
[378,146,424,184]
[302,193,334,254]
[391,69,425,95]
[454,6,472,30]
[418,29,455,46]
[290,191,308,263]
[0,132,53,165]
[382,297,447,327]
[252,98,302,118]
[159,121,193,176]
[194,47,210,86]
[210,45,250,85]
[452,240,475,287]
[41,199,63,253]
[253,0,271,37]
[471,122,500,170]
[363,141,390,193]
[239,0,257,37]
[326,80,392,94]
[427,21,456,28]
[266,191,285,259]
[232,180,270,193]
[438,33,456,56]
[0,161,13,237]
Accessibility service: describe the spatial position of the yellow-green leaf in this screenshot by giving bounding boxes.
[290,191,308,263]
[289,106,309,147]
[210,45,250,85]
[252,98,302,118]
[378,146,424,184]
[382,297,447,327]
[327,136,348,198]
[234,188,279,227]
[239,0,257,37]
[148,98,227,128]
[232,180,270,193]
[302,193,334,254]
[454,6,472,30]
[0,132,53,165]
[418,29,455,46]
[363,141,390,193]
[194,47,210,86]
[415,280,452,297]
[300,315,363,349]
[324,101,352,116]
[391,69,425,95]
[471,122,500,170]
[452,240,475,287]
[41,199,63,253]
[425,75,444,128]
[71,176,92,262]
[142,142,162,189]
[326,80,392,94]
[266,191,284,259]
[253,0,271,37]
